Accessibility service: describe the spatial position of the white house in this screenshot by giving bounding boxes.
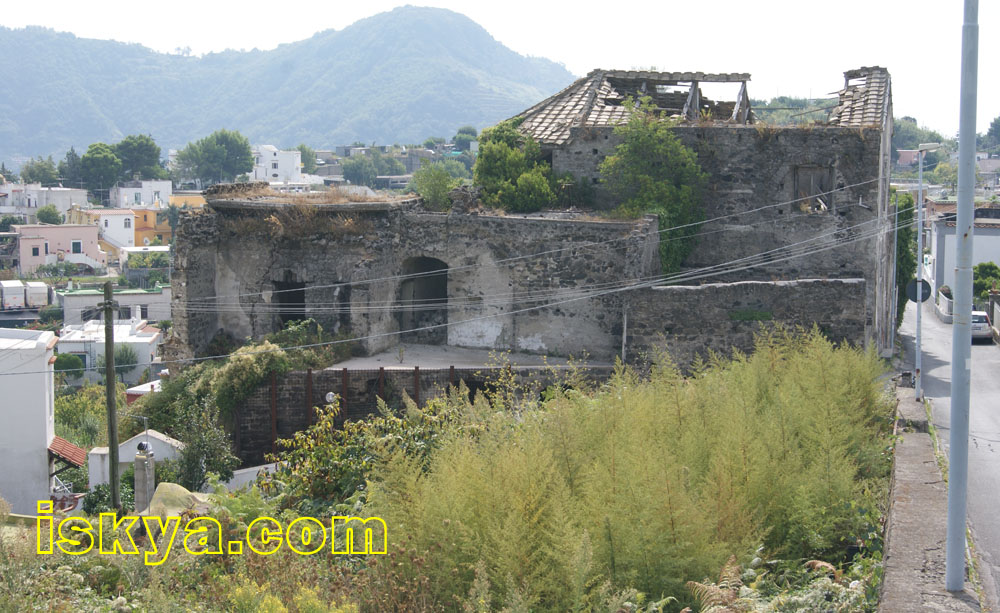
[56,284,171,325]
[0,329,85,515]
[110,180,172,209]
[88,429,184,487]
[57,317,162,385]
[94,209,136,252]
[929,215,1000,300]
[250,145,302,184]
[0,182,88,221]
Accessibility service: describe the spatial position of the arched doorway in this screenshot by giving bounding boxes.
[396,257,448,344]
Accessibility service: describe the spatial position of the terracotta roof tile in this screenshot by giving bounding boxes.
[49,435,86,467]
[515,69,751,146]
[829,67,891,128]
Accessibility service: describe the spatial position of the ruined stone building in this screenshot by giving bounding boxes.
[170,67,896,369]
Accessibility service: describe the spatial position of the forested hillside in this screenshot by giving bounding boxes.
[0,6,574,162]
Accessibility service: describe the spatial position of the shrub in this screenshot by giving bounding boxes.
[363,329,894,610]
[82,481,134,515]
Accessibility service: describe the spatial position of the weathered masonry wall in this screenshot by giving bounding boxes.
[234,365,615,466]
[552,124,893,355]
[625,279,868,367]
[170,200,660,362]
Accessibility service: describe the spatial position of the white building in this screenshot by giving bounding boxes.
[250,145,302,184]
[110,180,172,209]
[88,429,184,487]
[57,317,162,385]
[94,208,136,252]
[57,284,171,325]
[929,216,1000,301]
[0,182,88,221]
[0,329,85,515]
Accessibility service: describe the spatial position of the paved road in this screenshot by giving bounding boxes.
[899,300,1000,606]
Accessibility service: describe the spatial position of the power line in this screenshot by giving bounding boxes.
[186,179,880,304]
[6,210,912,378]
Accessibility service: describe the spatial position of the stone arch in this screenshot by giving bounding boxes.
[396,256,448,344]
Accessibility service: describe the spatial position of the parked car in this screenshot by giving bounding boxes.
[972,311,993,342]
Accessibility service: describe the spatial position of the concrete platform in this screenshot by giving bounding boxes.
[880,387,981,612]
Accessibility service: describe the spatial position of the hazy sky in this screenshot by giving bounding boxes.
[3,1,997,137]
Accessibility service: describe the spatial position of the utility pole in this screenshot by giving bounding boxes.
[102,281,121,513]
[915,141,941,400]
[946,0,978,592]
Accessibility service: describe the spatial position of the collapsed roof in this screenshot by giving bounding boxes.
[515,66,892,147]
[516,69,752,146]
[828,66,892,128]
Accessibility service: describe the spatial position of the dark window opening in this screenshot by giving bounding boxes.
[396,256,448,344]
[794,166,834,213]
[32,246,39,256]
[274,275,306,326]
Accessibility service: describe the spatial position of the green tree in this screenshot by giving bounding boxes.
[57,147,83,187]
[166,204,181,235]
[599,97,708,272]
[513,165,555,212]
[176,397,239,491]
[296,143,317,174]
[893,116,946,166]
[412,162,457,210]
[114,134,167,180]
[438,158,470,180]
[35,204,62,225]
[453,125,478,151]
[422,137,446,149]
[20,156,59,185]
[342,155,377,186]
[0,215,22,231]
[929,159,959,188]
[0,162,19,182]
[96,343,140,383]
[81,142,122,195]
[473,118,554,212]
[985,116,1000,153]
[371,150,405,176]
[973,261,1000,304]
[54,353,84,377]
[893,191,917,327]
[175,129,253,184]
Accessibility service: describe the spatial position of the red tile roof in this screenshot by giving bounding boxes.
[48,436,86,467]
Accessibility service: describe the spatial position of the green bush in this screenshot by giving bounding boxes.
[362,329,893,610]
[53,352,83,375]
[39,305,63,324]
[82,481,134,515]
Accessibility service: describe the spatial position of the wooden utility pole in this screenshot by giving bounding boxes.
[102,281,121,513]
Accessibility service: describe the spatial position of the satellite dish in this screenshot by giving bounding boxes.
[325,392,336,404]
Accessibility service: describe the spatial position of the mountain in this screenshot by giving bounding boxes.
[0,6,575,163]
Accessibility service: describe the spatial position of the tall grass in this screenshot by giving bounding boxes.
[366,329,894,611]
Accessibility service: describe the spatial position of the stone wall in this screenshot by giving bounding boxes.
[170,199,661,362]
[551,124,894,355]
[233,364,615,466]
[625,278,868,367]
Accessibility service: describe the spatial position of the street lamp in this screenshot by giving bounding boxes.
[915,142,941,402]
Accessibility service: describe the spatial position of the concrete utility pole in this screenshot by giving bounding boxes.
[946,0,978,592]
[102,281,121,513]
[915,142,941,401]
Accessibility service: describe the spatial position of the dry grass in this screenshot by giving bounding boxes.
[208,183,393,205]
[220,203,374,239]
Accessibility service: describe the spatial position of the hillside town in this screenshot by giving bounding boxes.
[1,3,999,612]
